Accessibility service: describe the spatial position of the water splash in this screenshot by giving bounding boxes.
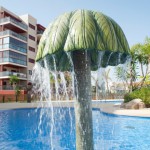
[107,52,113,67]
[31,61,56,150]
[66,52,77,100]
[31,49,130,149]
[98,51,105,68]
[118,53,122,65]
[31,52,77,149]
[59,72,69,100]
[95,51,105,100]
[52,55,60,100]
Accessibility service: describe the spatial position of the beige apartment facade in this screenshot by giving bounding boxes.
[0,6,45,90]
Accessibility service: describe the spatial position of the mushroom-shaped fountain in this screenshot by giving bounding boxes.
[35,10,130,150]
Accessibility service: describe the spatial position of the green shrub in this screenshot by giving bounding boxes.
[124,87,150,106]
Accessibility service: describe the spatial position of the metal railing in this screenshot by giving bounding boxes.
[0,17,28,30]
[0,43,27,53]
[0,58,27,66]
[37,30,44,34]
[0,84,27,90]
[0,71,27,78]
[0,30,27,41]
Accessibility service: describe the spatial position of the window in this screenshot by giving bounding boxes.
[3,51,9,57]
[3,81,6,85]
[29,35,35,41]
[2,50,27,66]
[9,51,27,61]
[0,51,2,58]
[1,37,27,53]
[29,23,35,30]
[3,37,9,44]
[29,70,32,75]
[0,38,2,45]
[10,37,27,49]
[11,70,16,72]
[29,46,35,52]
[28,58,35,63]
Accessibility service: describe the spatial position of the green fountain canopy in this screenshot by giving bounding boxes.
[36,9,130,71]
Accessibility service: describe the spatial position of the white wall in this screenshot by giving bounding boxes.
[20,14,37,81]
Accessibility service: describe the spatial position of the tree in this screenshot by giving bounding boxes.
[102,68,111,92]
[115,37,150,92]
[9,75,19,87]
[115,66,129,90]
[15,86,21,102]
[131,37,150,88]
[26,82,33,103]
[115,62,138,92]
[9,75,20,102]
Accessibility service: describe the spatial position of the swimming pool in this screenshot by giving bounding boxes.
[0,107,150,150]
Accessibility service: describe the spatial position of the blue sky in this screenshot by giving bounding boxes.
[0,0,150,47]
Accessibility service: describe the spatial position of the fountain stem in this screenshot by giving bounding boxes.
[73,50,93,150]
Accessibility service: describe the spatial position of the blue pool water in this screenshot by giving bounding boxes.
[0,107,150,150]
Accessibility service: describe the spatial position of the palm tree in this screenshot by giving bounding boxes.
[9,75,19,84]
[9,75,19,89]
[9,75,20,102]
[131,37,150,88]
[102,68,111,92]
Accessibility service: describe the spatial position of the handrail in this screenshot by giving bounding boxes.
[0,30,27,41]
[0,71,27,78]
[0,43,27,53]
[0,58,27,66]
[0,17,28,30]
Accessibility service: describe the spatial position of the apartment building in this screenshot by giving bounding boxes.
[0,6,45,90]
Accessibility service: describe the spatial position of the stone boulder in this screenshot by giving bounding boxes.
[121,99,145,109]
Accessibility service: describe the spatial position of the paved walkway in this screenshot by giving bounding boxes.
[0,101,150,117]
[0,101,74,110]
[99,103,150,117]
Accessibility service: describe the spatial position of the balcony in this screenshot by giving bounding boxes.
[0,17,28,31]
[0,84,27,90]
[0,43,27,53]
[0,30,27,42]
[37,30,44,34]
[0,58,27,66]
[0,71,27,79]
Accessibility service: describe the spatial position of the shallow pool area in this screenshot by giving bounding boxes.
[0,107,150,150]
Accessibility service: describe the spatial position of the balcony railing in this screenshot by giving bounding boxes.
[0,30,27,42]
[0,17,28,30]
[0,43,27,53]
[0,84,27,90]
[0,71,27,78]
[0,58,27,66]
[37,30,44,34]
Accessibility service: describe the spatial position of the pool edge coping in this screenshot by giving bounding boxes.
[0,100,150,118]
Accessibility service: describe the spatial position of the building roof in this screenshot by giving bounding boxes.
[0,6,22,22]
[37,24,45,31]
